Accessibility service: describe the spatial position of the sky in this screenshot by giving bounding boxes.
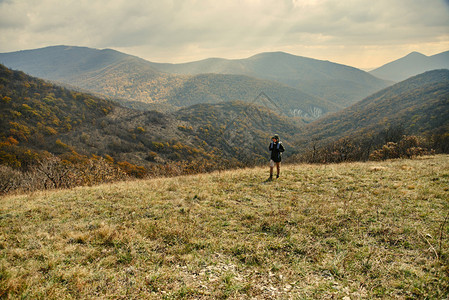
[0,0,448,69]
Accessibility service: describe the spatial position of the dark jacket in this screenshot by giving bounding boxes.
[269,141,285,162]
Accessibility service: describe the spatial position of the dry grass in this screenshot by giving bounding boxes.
[1,155,448,299]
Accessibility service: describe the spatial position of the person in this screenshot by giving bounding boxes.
[268,134,284,180]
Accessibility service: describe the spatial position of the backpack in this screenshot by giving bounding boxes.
[270,141,281,150]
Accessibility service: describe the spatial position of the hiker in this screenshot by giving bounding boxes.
[268,134,284,180]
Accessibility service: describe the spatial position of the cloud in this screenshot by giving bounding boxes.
[0,0,448,68]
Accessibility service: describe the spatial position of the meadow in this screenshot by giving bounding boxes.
[1,155,448,299]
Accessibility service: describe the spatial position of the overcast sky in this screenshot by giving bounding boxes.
[0,0,448,69]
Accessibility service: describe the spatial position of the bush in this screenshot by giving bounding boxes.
[0,165,21,194]
[35,156,72,189]
[117,161,147,178]
[75,157,128,186]
[369,136,433,161]
[0,153,131,194]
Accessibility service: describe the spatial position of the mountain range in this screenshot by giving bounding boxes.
[0,46,390,119]
[370,50,449,82]
[1,43,448,178]
[151,51,391,107]
[1,47,447,116]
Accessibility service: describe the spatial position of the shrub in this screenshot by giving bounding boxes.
[370,135,433,161]
[35,156,72,189]
[0,165,21,194]
[369,142,400,161]
[117,161,147,178]
[75,157,128,186]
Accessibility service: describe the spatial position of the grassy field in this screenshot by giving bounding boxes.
[1,155,448,299]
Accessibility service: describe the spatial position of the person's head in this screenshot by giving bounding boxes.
[272,134,279,142]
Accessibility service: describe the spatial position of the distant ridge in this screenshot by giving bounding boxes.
[0,46,389,112]
[152,51,391,107]
[0,45,163,80]
[370,50,449,82]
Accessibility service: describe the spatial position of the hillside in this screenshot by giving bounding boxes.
[0,45,163,81]
[0,46,182,111]
[0,64,116,164]
[153,51,392,107]
[165,73,341,118]
[370,50,449,82]
[174,101,299,162]
[1,155,448,298]
[0,46,388,112]
[60,101,300,170]
[0,64,301,178]
[293,69,449,153]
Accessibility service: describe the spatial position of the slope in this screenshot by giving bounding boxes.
[0,46,338,120]
[165,73,341,119]
[174,101,300,163]
[370,50,449,82]
[295,69,449,149]
[0,45,179,111]
[62,100,300,169]
[1,155,448,298]
[0,64,301,174]
[0,64,114,160]
[0,45,163,81]
[153,51,392,107]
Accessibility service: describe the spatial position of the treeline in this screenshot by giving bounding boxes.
[0,147,244,195]
[293,125,449,164]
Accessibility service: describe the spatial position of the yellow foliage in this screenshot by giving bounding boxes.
[55,139,69,149]
[5,137,19,146]
[46,126,58,135]
[104,154,114,163]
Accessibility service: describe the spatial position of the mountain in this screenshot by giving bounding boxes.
[294,69,449,153]
[152,51,392,107]
[0,64,115,150]
[0,45,163,81]
[174,101,299,162]
[370,50,449,82]
[0,45,179,111]
[0,64,301,174]
[0,46,387,116]
[164,73,341,120]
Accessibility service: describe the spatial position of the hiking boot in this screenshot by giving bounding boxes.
[276,175,279,179]
[267,176,273,181]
